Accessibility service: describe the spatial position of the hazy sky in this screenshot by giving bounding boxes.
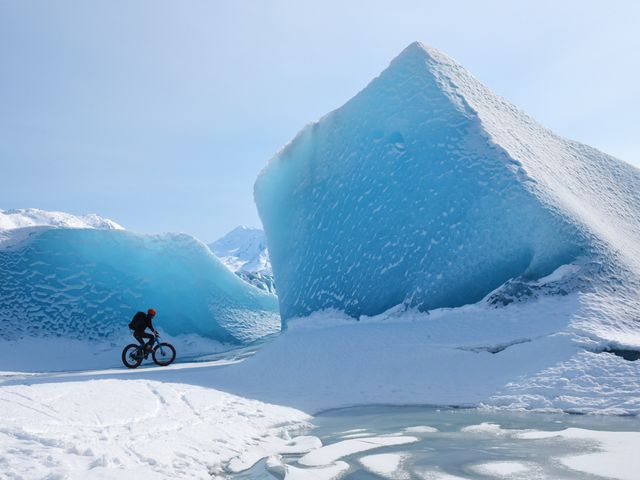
[1,1,639,241]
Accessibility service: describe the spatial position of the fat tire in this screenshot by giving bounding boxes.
[122,344,143,369]
[152,343,176,366]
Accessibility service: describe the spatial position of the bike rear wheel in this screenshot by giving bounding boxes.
[152,342,176,366]
[122,344,143,369]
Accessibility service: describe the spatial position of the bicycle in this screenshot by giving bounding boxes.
[121,332,176,369]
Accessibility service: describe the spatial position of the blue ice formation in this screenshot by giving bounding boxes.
[255,42,640,324]
[0,228,280,343]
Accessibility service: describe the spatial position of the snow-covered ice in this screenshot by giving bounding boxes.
[199,290,639,415]
[359,453,409,477]
[516,428,640,480]
[0,377,311,479]
[468,461,538,478]
[298,436,418,466]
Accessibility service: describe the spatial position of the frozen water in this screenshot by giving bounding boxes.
[254,42,640,345]
[230,406,640,480]
[0,228,279,343]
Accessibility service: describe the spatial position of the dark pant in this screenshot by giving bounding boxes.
[133,330,155,350]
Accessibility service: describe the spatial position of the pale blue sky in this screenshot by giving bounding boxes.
[1,1,638,241]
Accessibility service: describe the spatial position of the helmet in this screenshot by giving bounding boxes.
[147,308,156,316]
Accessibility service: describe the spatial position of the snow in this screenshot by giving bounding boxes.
[210,226,276,293]
[415,471,468,480]
[298,436,418,466]
[0,208,124,232]
[0,378,311,479]
[0,332,230,372]
[266,457,350,480]
[184,290,640,415]
[359,453,409,477]
[0,207,123,250]
[516,428,640,480]
[210,225,271,275]
[226,435,322,473]
[0,227,279,344]
[469,461,535,477]
[404,426,438,433]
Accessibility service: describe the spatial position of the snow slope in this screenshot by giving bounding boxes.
[0,220,279,344]
[254,42,640,350]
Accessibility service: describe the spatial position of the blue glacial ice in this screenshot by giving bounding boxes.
[0,228,280,343]
[255,42,640,336]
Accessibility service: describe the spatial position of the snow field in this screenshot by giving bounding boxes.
[0,379,311,479]
[203,290,639,415]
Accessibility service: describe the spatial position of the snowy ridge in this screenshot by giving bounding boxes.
[0,208,123,231]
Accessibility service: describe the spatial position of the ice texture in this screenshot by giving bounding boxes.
[255,42,640,333]
[0,228,279,343]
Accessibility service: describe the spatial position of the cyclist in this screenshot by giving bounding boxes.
[128,308,159,354]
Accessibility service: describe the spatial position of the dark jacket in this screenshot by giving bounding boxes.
[129,311,155,332]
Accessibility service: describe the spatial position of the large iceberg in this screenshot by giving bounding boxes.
[255,42,640,343]
[0,222,280,344]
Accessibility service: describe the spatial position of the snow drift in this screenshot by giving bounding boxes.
[0,220,279,344]
[255,42,640,346]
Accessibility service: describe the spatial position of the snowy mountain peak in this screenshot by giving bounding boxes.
[210,226,271,275]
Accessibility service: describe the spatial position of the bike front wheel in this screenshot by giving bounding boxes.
[152,343,176,366]
[122,344,143,369]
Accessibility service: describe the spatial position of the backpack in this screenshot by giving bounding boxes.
[128,311,147,330]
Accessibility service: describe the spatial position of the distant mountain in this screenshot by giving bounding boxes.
[0,208,124,249]
[0,208,124,231]
[210,226,275,294]
[210,226,271,275]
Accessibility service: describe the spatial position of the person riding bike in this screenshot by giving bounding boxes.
[128,308,159,354]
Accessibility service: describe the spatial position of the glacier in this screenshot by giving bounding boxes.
[255,42,640,347]
[0,221,280,344]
